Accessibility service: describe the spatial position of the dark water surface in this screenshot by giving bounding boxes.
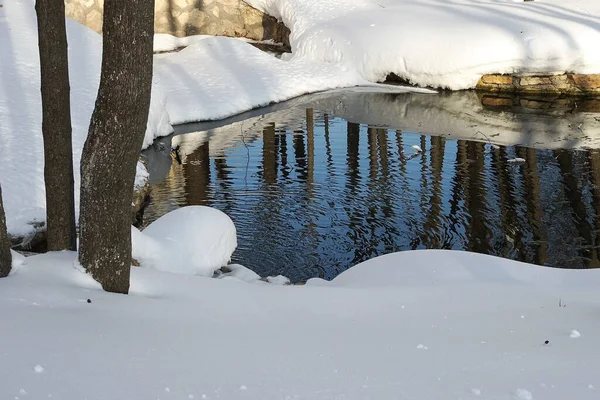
[142,90,600,282]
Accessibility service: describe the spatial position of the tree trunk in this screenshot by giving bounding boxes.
[35,0,77,251]
[78,0,154,294]
[0,185,12,278]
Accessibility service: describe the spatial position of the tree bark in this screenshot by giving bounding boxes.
[78,0,154,294]
[0,185,12,278]
[35,0,77,251]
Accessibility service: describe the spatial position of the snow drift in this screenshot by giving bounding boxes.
[247,0,600,89]
[1,250,600,399]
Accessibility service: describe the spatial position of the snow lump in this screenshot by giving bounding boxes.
[132,206,237,276]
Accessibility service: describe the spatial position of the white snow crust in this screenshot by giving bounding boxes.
[132,206,237,276]
[247,0,600,89]
[1,249,600,399]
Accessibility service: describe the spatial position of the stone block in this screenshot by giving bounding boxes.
[222,4,241,16]
[155,0,171,12]
[577,99,600,112]
[519,84,557,93]
[85,9,103,33]
[572,74,600,91]
[65,4,87,25]
[519,99,552,109]
[518,76,552,86]
[241,3,263,26]
[173,0,189,10]
[481,74,513,85]
[480,96,513,107]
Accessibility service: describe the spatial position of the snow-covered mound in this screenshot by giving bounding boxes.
[330,249,600,288]
[248,0,600,89]
[0,0,172,238]
[2,250,600,399]
[132,206,237,276]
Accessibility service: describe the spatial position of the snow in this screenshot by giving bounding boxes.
[266,274,291,285]
[132,206,237,276]
[10,250,26,274]
[153,33,280,53]
[133,162,150,191]
[217,263,263,283]
[247,0,600,89]
[570,329,582,338]
[515,388,534,400]
[0,0,172,238]
[154,36,428,125]
[1,249,600,399]
[154,33,215,52]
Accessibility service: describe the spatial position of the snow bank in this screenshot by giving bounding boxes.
[154,36,429,125]
[0,0,172,237]
[2,250,600,399]
[331,249,600,288]
[247,0,600,89]
[132,206,237,276]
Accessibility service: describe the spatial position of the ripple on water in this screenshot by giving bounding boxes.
[142,91,600,282]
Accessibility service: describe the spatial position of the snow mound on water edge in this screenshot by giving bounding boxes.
[132,206,237,276]
[248,0,600,89]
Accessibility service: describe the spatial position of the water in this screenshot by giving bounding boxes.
[142,89,600,282]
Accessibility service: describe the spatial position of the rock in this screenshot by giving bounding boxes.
[572,74,600,91]
[481,74,513,85]
[477,73,600,95]
[65,0,291,45]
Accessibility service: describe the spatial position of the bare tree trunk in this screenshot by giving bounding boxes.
[35,0,77,251]
[78,0,154,294]
[0,185,12,278]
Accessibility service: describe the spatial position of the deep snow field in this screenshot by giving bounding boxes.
[2,248,600,400]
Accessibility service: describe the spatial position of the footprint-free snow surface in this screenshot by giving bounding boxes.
[248,0,600,89]
[1,250,600,399]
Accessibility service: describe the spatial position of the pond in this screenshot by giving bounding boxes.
[141,89,600,282]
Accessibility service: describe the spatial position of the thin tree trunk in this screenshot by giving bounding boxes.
[78,0,154,294]
[35,0,77,251]
[0,185,12,278]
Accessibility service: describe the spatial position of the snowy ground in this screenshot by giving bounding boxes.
[1,1,599,398]
[1,249,600,400]
[248,0,600,89]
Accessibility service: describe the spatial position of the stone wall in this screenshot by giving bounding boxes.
[65,0,289,45]
[478,93,600,113]
[476,74,600,95]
